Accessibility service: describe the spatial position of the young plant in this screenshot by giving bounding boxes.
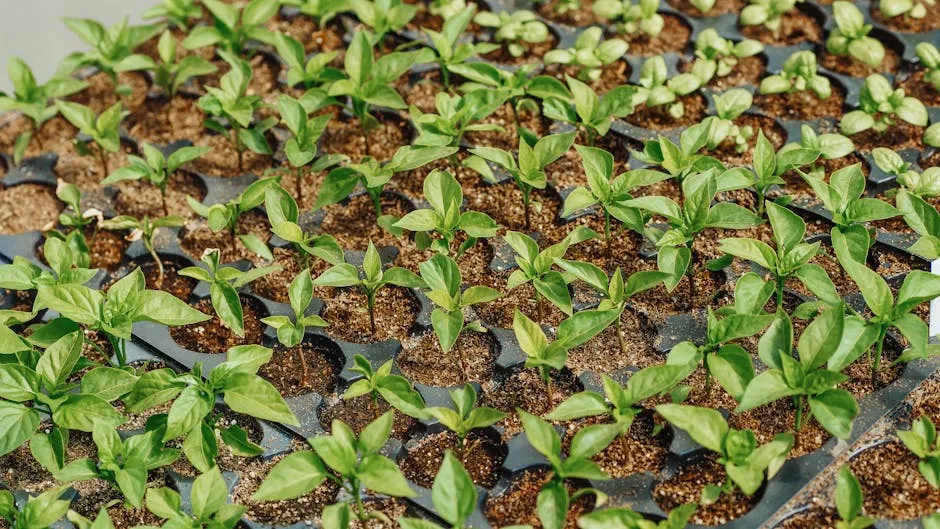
[689,29,764,86]
[879,0,935,20]
[780,124,855,180]
[719,201,839,309]
[554,259,670,356]
[703,88,755,152]
[143,0,204,29]
[464,131,576,230]
[315,144,457,218]
[915,43,940,92]
[280,0,348,27]
[739,0,802,37]
[450,63,569,130]
[631,121,723,185]
[759,50,832,100]
[266,181,346,270]
[742,131,820,216]
[513,308,619,401]
[146,467,245,529]
[99,214,185,287]
[274,32,342,91]
[186,176,278,254]
[182,0,279,56]
[53,425,179,508]
[736,306,860,439]
[349,0,418,45]
[518,410,611,529]
[799,163,899,233]
[0,57,87,164]
[198,51,274,174]
[61,17,160,92]
[419,254,501,355]
[260,270,329,386]
[0,237,96,293]
[578,504,696,529]
[314,242,424,335]
[127,345,299,472]
[636,56,703,119]
[275,94,346,201]
[422,6,498,91]
[35,268,210,366]
[179,248,280,337]
[826,1,886,69]
[343,354,427,419]
[656,404,793,504]
[872,147,940,199]
[592,0,664,38]
[835,466,875,529]
[54,100,127,175]
[102,142,210,216]
[897,416,940,488]
[425,384,506,453]
[502,226,597,321]
[0,487,71,529]
[542,75,643,146]
[393,169,500,257]
[410,91,507,150]
[927,122,940,148]
[473,10,550,58]
[897,189,940,259]
[252,412,417,523]
[152,30,218,100]
[840,74,929,137]
[397,452,479,529]
[543,27,629,83]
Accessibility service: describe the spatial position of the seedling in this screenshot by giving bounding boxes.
[397,452,479,529]
[0,487,71,529]
[737,306,860,439]
[274,32,343,91]
[425,384,506,452]
[102,142,210,216]
[394,169,500,256]
[759,50,832,100]
[429,0,468,18]
[636,56,703,119]
[0,57,86,164]
[198,51,275,174]
[54,180,99,237]
[261,271,329,386]
[542,75,643,146]
[186,177,278,256]
[741,130,819,216]
[253,412,417,524]
[840,74,929,136]
[780,124,854,180]
[835,466,875,529]
[872,147,940,199]
[349,0,418,45]
[410,91,507,151]
[915,43,940,92]
[146,467,245,529]
[826,2,886,69]
[544,27,629,83]
[689,29,763,86]
[631,121,724,185]
[182,0,279,56]
[464,131,576,230]
[422,6,499,91]
[798,163,899,233]
[419,253,501,356]
[578,504,696,529]
[879,0,936,20]
[127,346,298,471]
[896,189,940,259]
[719,201,839,309]
[703,88,755,152]
[344,355,427,419]
[274,94,346,201]
[740,0,802,37]
[314,242,424,335]
[99,214,185,287]
[473,10,550,58]
[179,249,280,337]
[315,145,457,217]
[280,0,348,27]
[898,416,940,488]
[593,0,664,37]
[61,17,160,93]
[266,182,346,269]
[518,410,611,529]
[152,30,218,100]
[0,237,96,293]
[36,268,210,366]
[927,122,940,148]
[54,100,127,176]
[555,259,670,356]
[503,226,597,320]
[53,425,179,508]
[656,404,793,503]
[451,63,569,129]
[513,308,619,401]
[143,0,204,29]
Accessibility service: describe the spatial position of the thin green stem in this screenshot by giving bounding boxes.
[367,290,377,336]
[872,324,888,388]
[775,274,785,311]
[793,395,804,431]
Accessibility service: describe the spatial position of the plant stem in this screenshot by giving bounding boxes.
[367,290,377,336]
[616,315,628,357]
[541,367,553,404]
[98,146,110,177]
[294,166,303,203]
[33,121,43,150]
[232,125,244,174]
[441,64,451,92]
[522,188,531,231]
[704,365,712,398]
[369,188,383,218]
[775,274,785,311]
[871,325,888,388]
[793,395,804,431]
[146,239,165,288]
[604,211,613,271]
[296,342,310,388]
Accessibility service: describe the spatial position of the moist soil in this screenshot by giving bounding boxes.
[0,115,76,160]
[124,95,208,145]
[475,277,568,330]
[397,329,500,387]
[871,0,940,32]
[318,394,420,441]
[567,309,662,372]
[179,209,272,264]
[668,0,745,16]
[774,504,839,529]
[105,258,197,300]
[188,130,274,178]
[820,46,902,77]
[169,296,266,353]
[610,14,692,56]
[536,0,601,26]
[846,121,924,153]
[169,411,266,477]
[653,456,762,525]
[754,82,846,121]
[464,103,554,151]
[738,8,823,45]
[625,93,709,130]
[561,413,672,478]
[898,68,940,108]
[679,55,767,91]
[68,71,150,115]
[484,469,592,529]
[483,367,582,439]
[320,286,420,344]
[112,170,207,219]
[399,430,506,488]
[320,115,409,164]
[0,184,60,234]
[76,228,129,271]
[543,60,632,95]
[318,192,415,251]
[55,140,134,189]
[261,340,342,397]
[268,14,347,53]
[850,440,940,519]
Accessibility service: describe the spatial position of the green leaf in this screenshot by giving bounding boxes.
[432,451,477,527]
[808,389,857,439]
[191,466,228,519]
[0,402,40,457]
[221,373,299,426]
[358,453,417,497]
[253,451,326,501]
[655,404,727,454]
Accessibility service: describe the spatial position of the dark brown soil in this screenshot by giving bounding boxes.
[567,309,662,372]
[738,8,823,45]
[898,69,940,108]
[0,184,60,234]
[820,46,902,77]
[55,140,135,190]
[484,469,592,529]
[668,0,745,16]
[679,55,766,90]
[399,430,506,488]
[847,121,924,153]
[536,0,601,26]
[464,103,554,151]
[612,14,692,56]
[69,470,168,528]
[654,457,762,525]
[268,14,347,53]
[106,259,196,300]
[0,115,76,159]
[169,296,266,353]
[112,171,206,219]
[483,368,582,438]
[476,277,567,330]
[261,341,342,397]
[318,193,414,251]
[68,71,150,114]
[871,0,940,32]
[729,397,830,458]
[562,413,671,477]
[188,130,273,178]
[320,115,409,163]
[168,411,265,476]
[850,440,940,519]
[625,93,709,130]
[397,329,499,387]
[754,81,846,120]
[124,95,208,145]
[775,504,839,529]
[318,394,419,441]
[544,60,632,95]
[320,286,420,343]
[84,228,130,271]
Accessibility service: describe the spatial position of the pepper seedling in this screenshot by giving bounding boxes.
[102,142,210,216]
[593,0,664,38]
[179,248,281,337]
[99,214,186,287]
[425,384,507,453]
[739,0,801,37]
[0,237,96,293]
[473,10,550,58]
[759,50,832,100]
[261,270,329,387]
[840,74,929,137]
[656,404,793,504]
[410,91,507,151]
[464,131,576,231]
[349,0,418,45]
[879,0,935,20]
[61,17,160,93]
[422,6,499,91]
[143,0,204,29]
[146,467,245,529]
[798,163,899,234]
[186,176,278,257]
[542,75,643,147]
[631,121,724,185]
[274,32,343,91]
[152,30,218,101]
[182,0,279,56]
[897,415,940,488]
[779,124,855,181]
[578,504,696,529]
[252,412,418,524]
[54,100,127,176]
[741,130,819,216]
[835,465,875,529]
[636,56,703,119]
[397,452,480,529]
[544,27,629,83]
[872,147,940,199]
[0,486,71,529]
[826,1,886,69]
[280,0,348,28]
[343,354,427,420]
[915,43,940,92]
[394,169,500,257]
[450,63,569,130]
[0,57,86,164]
[703,88,755,153]
[689,29,764,86]
[896,189,940,259]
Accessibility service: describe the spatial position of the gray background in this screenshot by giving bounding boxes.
[0,0,153,93]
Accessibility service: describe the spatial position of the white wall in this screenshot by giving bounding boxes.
[0,0,154,93]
